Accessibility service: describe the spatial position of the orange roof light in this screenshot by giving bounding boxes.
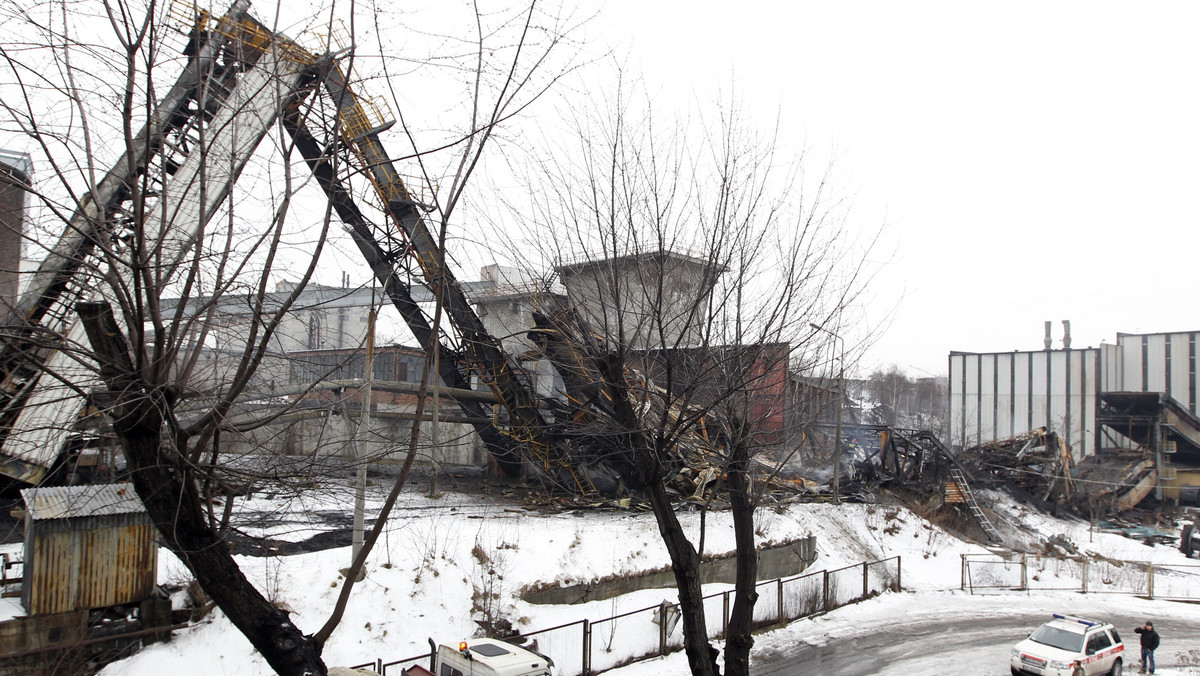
[459,641,469,652]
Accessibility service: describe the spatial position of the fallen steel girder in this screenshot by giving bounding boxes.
[310,60,568,484]
[278,106,530,478]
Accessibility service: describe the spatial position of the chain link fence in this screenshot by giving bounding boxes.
[961,553,1200,600]
[354,556,901,675]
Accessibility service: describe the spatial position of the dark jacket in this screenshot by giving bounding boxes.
[1134,626,1160,651]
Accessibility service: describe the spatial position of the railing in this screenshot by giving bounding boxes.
[961,553,1200,600]
[353,556,902,675]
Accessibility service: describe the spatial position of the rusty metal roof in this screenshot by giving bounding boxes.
[20,483,146,521]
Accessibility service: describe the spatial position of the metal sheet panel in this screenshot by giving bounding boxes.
[996,355,1014,438]
[1101,343,1122,392]
[1147,334,1168,392]
[1118,334,1143,391]
[1031,351,1049,431]
[949,354,966,448]
[980,355,996,442]
[1062,349,1092,457]
[24,513,157,615]
[1013,352,1031,433]
[965,354,981,448]
[1049,351,1069,447]
[1169,332,1193,412]
[949,348,1100,457]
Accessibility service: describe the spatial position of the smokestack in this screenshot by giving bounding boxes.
[1044,321,1052,350]
[1062,320,1071,349]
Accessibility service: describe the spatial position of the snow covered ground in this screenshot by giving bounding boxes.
[92,482,1200,675]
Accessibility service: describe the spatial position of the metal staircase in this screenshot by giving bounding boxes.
[948,468,1003,544]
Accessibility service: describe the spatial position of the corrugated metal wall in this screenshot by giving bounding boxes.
[23,514,158,615]
[1112,332,1200,415]
[949,349,1098,457]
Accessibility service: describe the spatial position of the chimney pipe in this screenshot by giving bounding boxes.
[1044,321,1052,350]
[1062,320,1071,349]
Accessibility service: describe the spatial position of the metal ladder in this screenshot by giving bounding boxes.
[949,468,1003,544]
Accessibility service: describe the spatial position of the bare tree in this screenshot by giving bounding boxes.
[500,78,875,676]
[0,0,582,673]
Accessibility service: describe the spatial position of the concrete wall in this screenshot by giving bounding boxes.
[222,402,483,467]
[523,536,817,605]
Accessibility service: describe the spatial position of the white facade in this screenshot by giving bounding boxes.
[950,329,1200,457]
[949,348,1098,457]
[1102,331,1200,414]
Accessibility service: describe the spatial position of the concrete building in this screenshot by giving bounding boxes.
[470,263,564,398]
[555,251,721,350]
[219,344,485,466]
[0,150,31,314]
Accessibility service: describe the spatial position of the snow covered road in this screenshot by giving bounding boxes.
[615,591,1200,675]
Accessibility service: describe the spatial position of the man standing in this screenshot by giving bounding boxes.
[1134,621,1160,674]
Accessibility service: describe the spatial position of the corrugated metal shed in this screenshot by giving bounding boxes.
[20,483,157,616]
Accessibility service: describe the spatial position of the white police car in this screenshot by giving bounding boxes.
[1011,614,1124,676]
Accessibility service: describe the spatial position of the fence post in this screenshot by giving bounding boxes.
[862,561,869,599]
[1148,563,1155,600]
[659,602,668,656]
[376,658,383,675]
[823,570,830,612]
[582,619,590,676]
[722,590,730,635]
[896,556,902,592]
[1080,559,1088,594]
[777,577,784,624]
[1021,554,1028,591]
[960,554,967,591]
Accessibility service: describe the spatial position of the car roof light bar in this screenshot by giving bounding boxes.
[1052,613,1099,627]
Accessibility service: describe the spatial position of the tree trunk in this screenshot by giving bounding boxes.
[644,479,716,676]
[723,439,757,676]
[79,301,327,676]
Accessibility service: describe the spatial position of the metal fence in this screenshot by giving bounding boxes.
[353,556,901,675]
[961,553,1200,600]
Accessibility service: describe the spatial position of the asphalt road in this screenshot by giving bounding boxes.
[751,606,1200,676]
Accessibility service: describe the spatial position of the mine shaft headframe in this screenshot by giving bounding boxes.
[168,0,328,66]
[0,0,330,485]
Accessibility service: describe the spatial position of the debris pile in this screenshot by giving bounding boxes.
[957,428,1075,504]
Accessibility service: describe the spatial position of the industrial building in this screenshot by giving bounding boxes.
[950,323,1200,502]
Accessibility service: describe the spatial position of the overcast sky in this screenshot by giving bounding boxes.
[594,0,1200,376]
[8,0,1197,378]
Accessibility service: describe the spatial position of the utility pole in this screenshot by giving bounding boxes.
[352,309,376,570]
[811,323,844,505]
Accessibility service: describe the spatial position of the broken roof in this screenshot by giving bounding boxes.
[20,483,146,521]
